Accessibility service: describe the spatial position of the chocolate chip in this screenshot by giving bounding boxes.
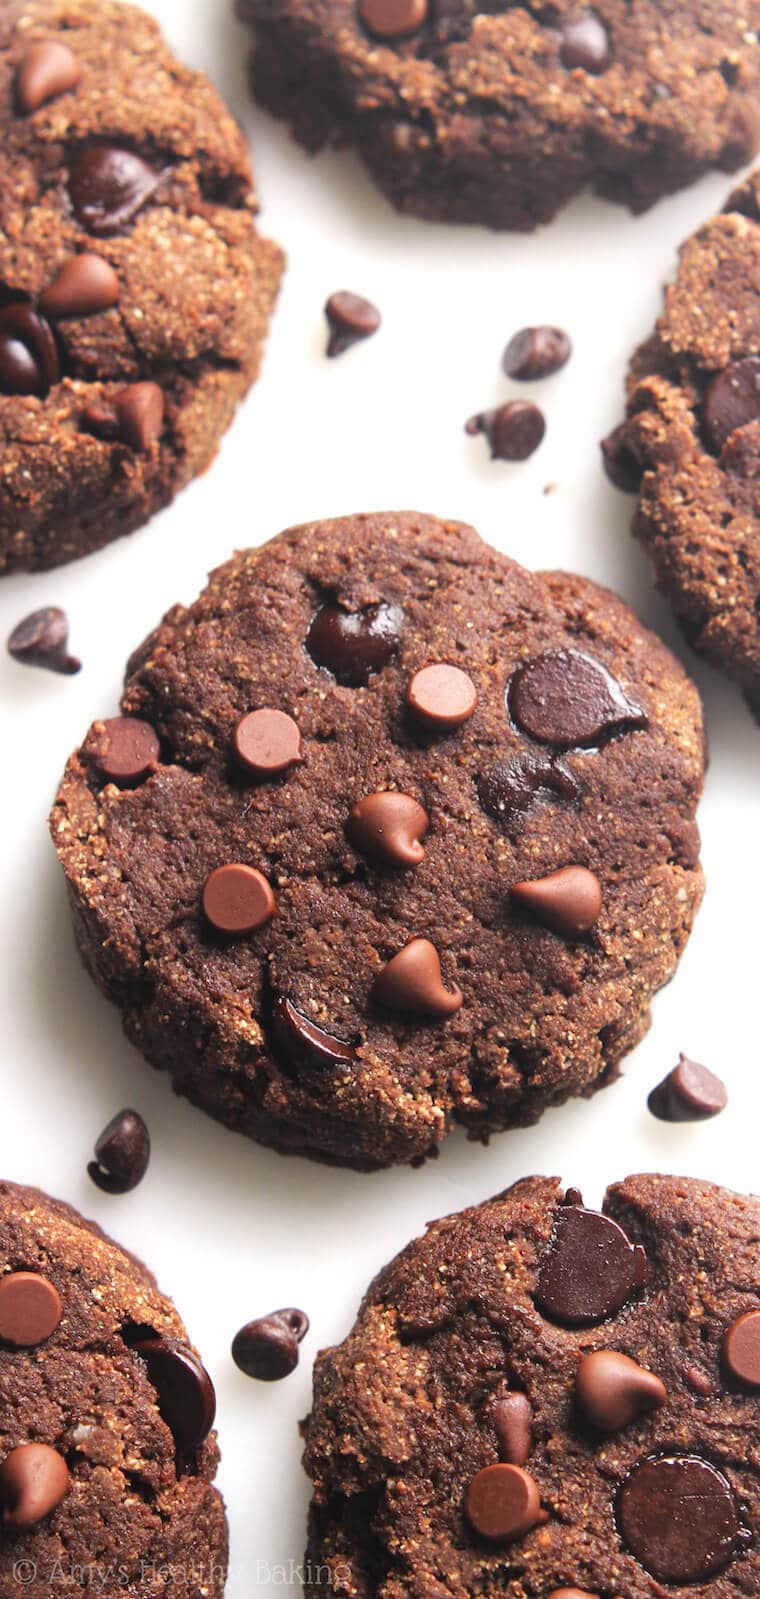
[271,996,357,1071]
[406,664,477,731]
[704,358,760,452]
[618,1455,740,1583]
[88,716,160,786]
[647,1054,728,1122]
[232,1308,309,1380]
[601,423,644,492]
[40,252,120,319]
[88,1109,150,1194]
[0,303,60,397]
[0,1444,70,1530]
[722,1310,760,1387]
[536,1204,649,1326]
[325,291,381,357]
[306,601,403,686]
[477,752,580,831]
[548,1591,600,1599]
[202,864,276,936]
[0,1273,62,1348]
[492,1393,532,1465]
[233,708,303,779]
[508,649,647,748]
[575,1350,666,1432]
[559,13,612,72]
[134,1338,216,1456]
[685,1364,715,1397]
[511,865,602,938]
[83,381,164,452]
[373,938,462,1017]
[68,145,163,235]
[16,41,83,114]
[465,1464,545,1542]
[358,0,428,40]
[347,791,429,867]
[502,326,572,381]
[7,606,80,674]
[466,401,546,461]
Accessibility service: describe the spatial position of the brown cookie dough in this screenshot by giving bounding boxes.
[303,1174,760,1597]
[0,1180,225,1598]
[0,0,283,572]
[236,0,760,230]
[604,167,760,719]
[50,512,705,1170]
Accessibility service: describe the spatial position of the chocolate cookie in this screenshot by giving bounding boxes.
[236,0,760,230]
[604,168,760,719]
[0,1179,225,1598]
[50,512,705,1170]
[0,0,283,573]
[303,1174,760,1597]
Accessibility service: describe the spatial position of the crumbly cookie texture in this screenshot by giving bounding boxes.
[0,1180,226,1599]
[50,512,705,1170]
[236,0,760,230]
[0,0,283,572]
[605,167,760,719]
[303,1174,760,1598]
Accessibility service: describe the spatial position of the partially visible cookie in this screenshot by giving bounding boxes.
[604,168,760,718]
[236,0,760,230]
[0,1180,226,1598]
[0,0,283,572]
[51,511,705,1170]
[303,1173,760,1597]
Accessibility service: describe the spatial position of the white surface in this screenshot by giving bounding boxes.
[1,3,760,1591]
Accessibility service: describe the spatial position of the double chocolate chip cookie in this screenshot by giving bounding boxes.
[0,1179,225,1598]
[51,512,705,1170]
[0,0,283,572]
[303,1174,760,1597]
[237,0,760,230]
[605,167,760,720]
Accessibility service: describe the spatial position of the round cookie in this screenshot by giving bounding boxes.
[604,167,760,720]
[0,0,283,573]
[236,0,760,230]
[0,1179,225,1598]
[303,1174,760,1597]
[50,512,705,1170]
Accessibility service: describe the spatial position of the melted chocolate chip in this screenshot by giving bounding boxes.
[306,601,403,686]
[134,1338,216,1457]
[271,997,357,1071]
[372,938,462,1017]
[722,1310,760,1387]
[347,791,429,867]
[465,1464,545,1542]
[68,145,163,235]
[0,303,60,397]
[575,1350,666,1432]
[508,649,647,748]
[88,716,160,786]
[536,1205,649,1326]
[0,1444,69,1530]
[618,1455,740,1584]
[704,358,760,453]
[477,751,580,831]
[0,1273,62,1348]
[16,41,83,114]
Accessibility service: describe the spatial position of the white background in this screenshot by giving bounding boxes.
[1,3,760,1591]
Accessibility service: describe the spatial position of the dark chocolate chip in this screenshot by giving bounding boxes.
[508,649,647,748]
[347,791,428,867]
[618,1455,740,1583]
[465,1464,545,1542]
[306,601,403,686]
[492,1393,532,1465]
[647,1054,728,1122]
[270,997,357,1071]
[704,358,760,453]
[511,865,602,938]
[536,1204,649,1326]
[477,751,580,831]
[7,606,80,674]
[466,401,546,461]
[16,41,83,113]
[232,1308,309,1381]
[40,253,120,319]
[83,381,164,452]
[0,303,60,397]
[88,1109,150,1194]
[502,326,571,381]
[722,1310,760,1387]
[325,291,381,357]
[559,13,612,72]
[358,0,428,39]
[202,864,276,936]
[67,145,163,235]
[134,1338,216,1456]
[406,663,477,730]
[575,1350,666,1432]
[232,708,303,779]
[372,938,462,1017]
[89,716,160,786]
[0,1273,62,1348]
[601,423,644,492]
[0,1444,70,1530]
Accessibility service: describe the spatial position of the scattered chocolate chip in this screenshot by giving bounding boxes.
[465,1463,545,1542]
[0,1444,70,1530]
[373,938,462,1017]
[88,716,160,786]
[406,664,477,731]
[202,864,276,936]
[508,649,647,748]
[536,1204,648,1326]
[511,865,602,938]
[477,751,580,831]
[7,606,80,674]
[466,401,546,461]
[306,601,403,686]
[232,1308,309,1380]
[685,1364,715,1397]
[704,358,760,453]
[232,708,303,779]
[559,13,612,72]
[134,1338,216,1456]
[722,1310,760,1387]
[83,380,164,452]
[40,252,120,319]
[0,303,60,397]
[67,145,163,235]
[347,791,428,867]
[0,1273,62,1348]
[492,1393,532,1465]
[270,997,357,1071]
[502,326,572,381]
[601,423,643,492]
[575,1350,666,1432]
[16,40,83,114]
[618,1455,739,1584]
[325,291,381,357]
[88,1109,150,1195]
[358,0,428,39]
[647,1054,728,1122]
